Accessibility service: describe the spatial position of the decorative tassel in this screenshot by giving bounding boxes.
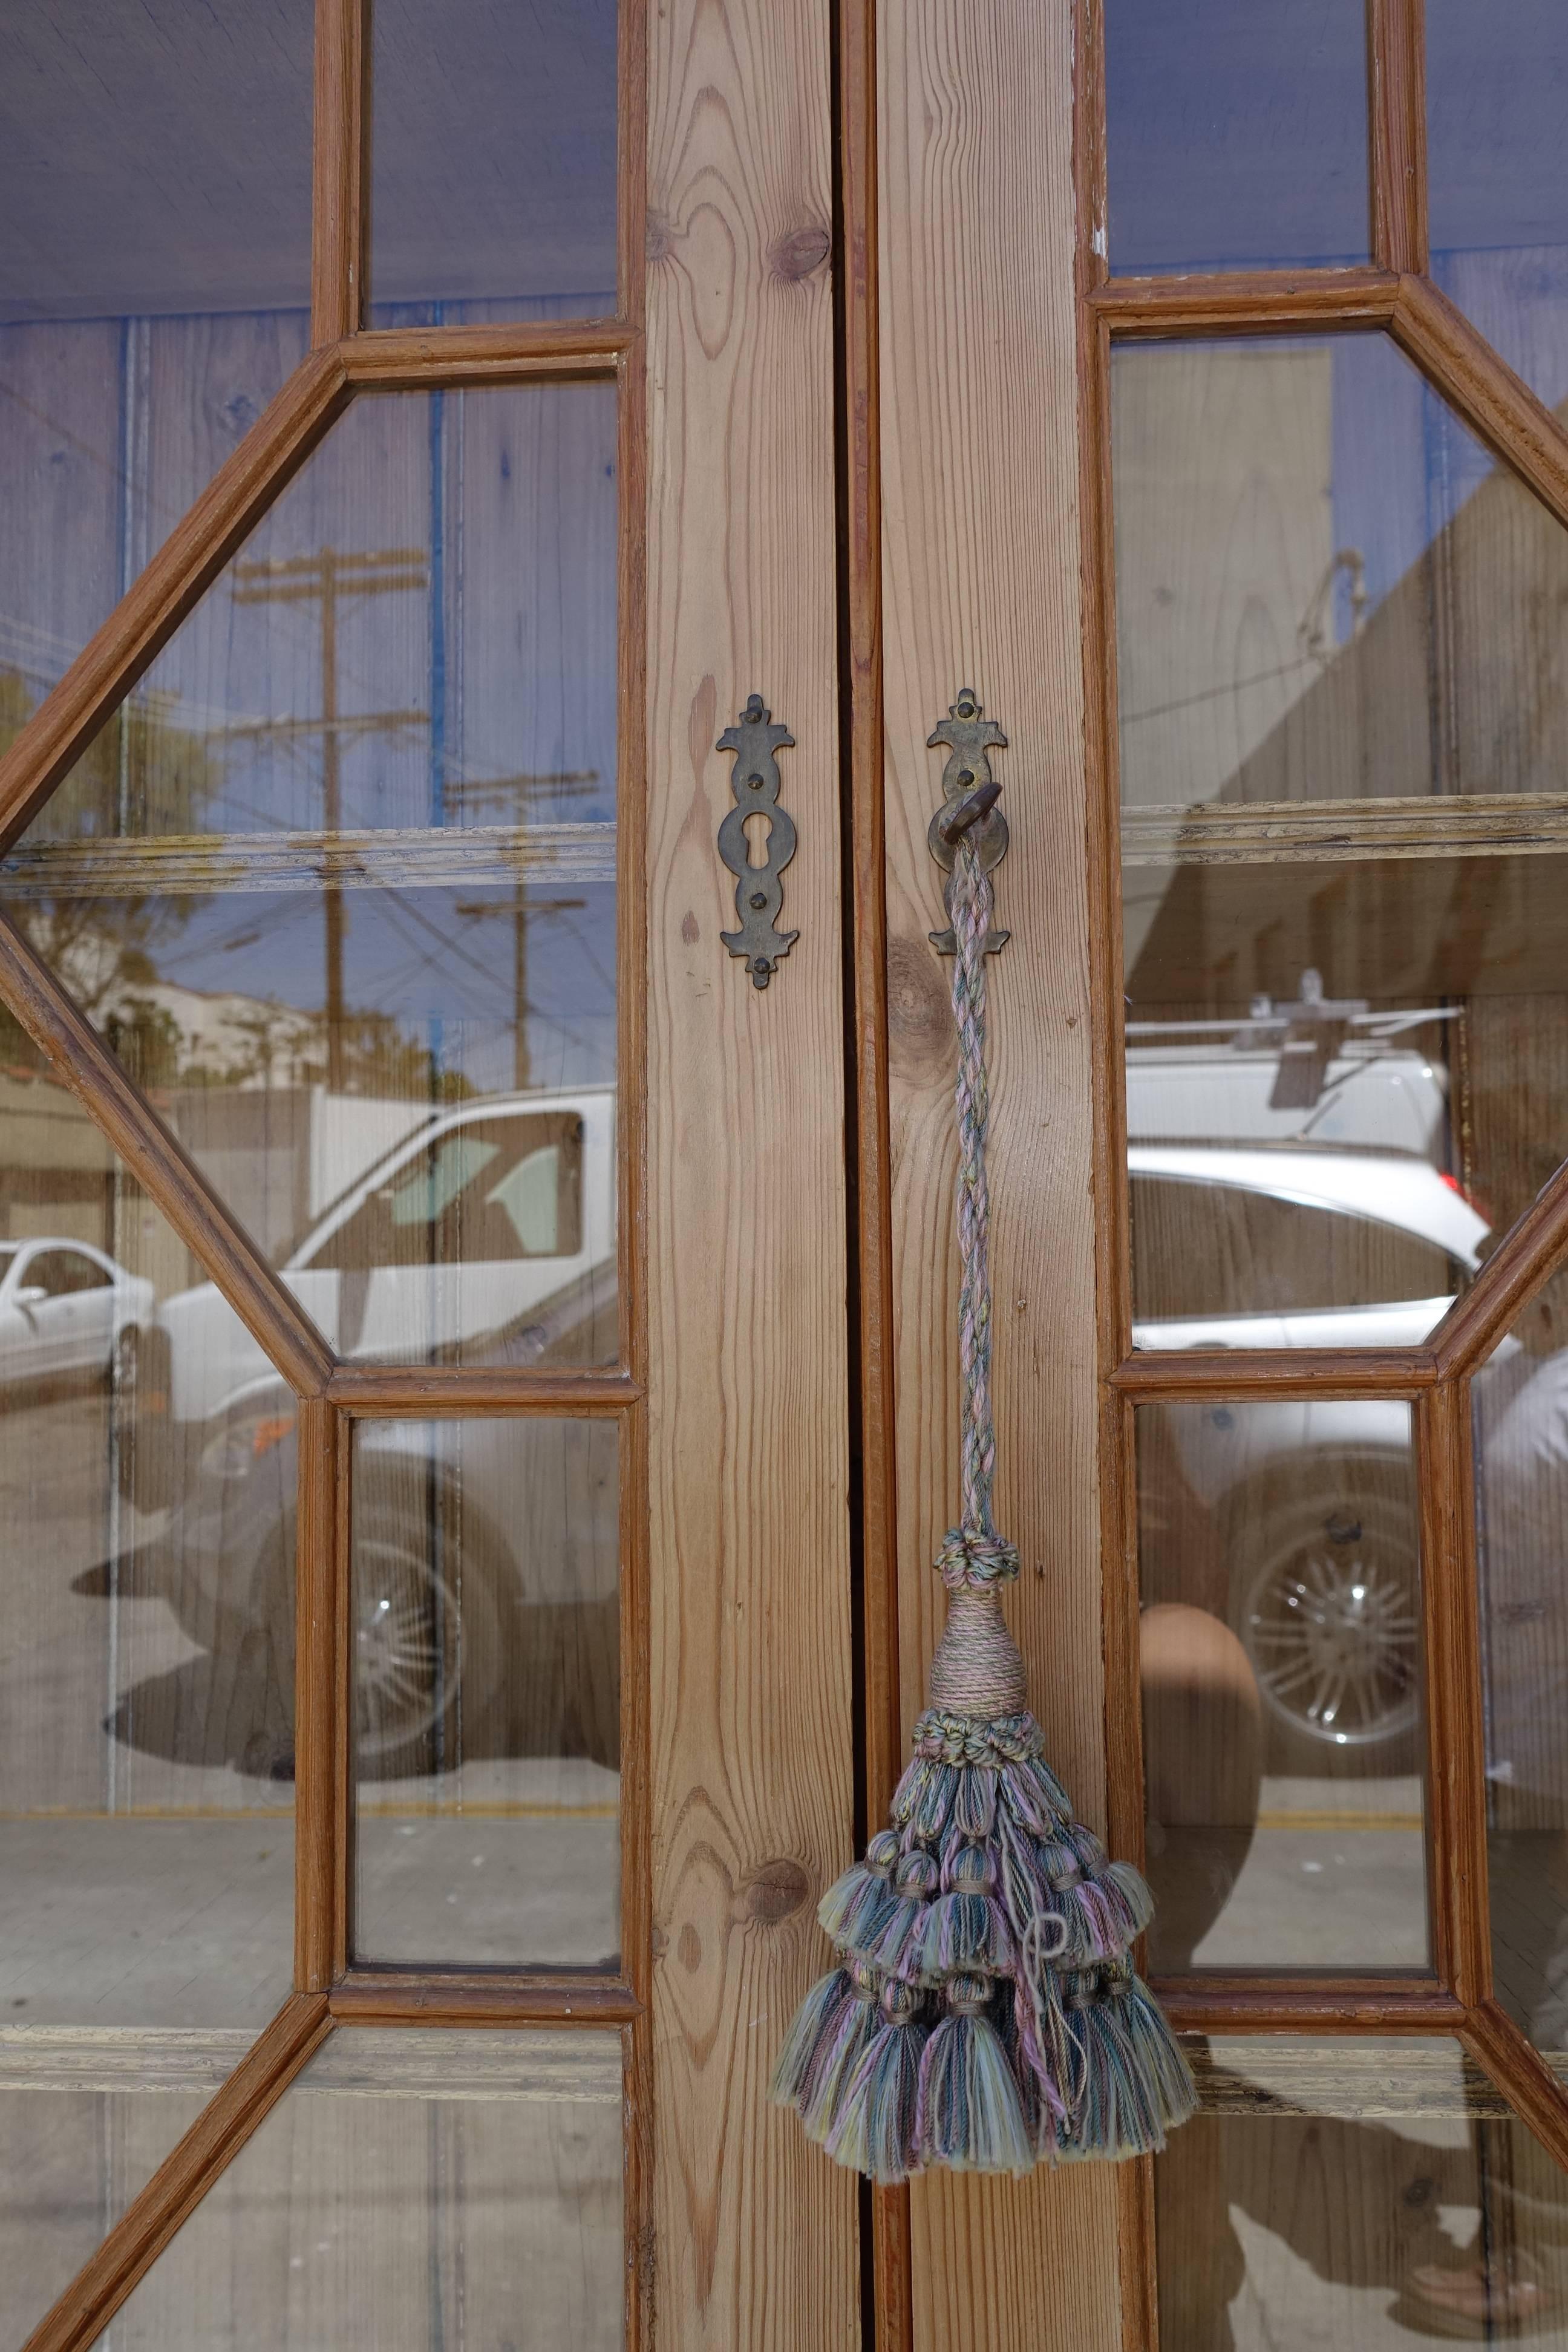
[770,1961,885,2142]
[1056,1963,1198,2160]
[917,1978,1034,2174]
[773,763,1196,2180]
[823,1982,928,2184]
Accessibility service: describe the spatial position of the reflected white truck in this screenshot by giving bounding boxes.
[154,1086,616,1448]
[1126,1041,1494,1755]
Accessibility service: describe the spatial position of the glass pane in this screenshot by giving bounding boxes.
[0,1054,295,2027]
[370,1,618,321]
[353,1420,619,1968]
[1115,332,1568,1345]
[1429,1,1568,409]
[1138,1399,1426,1971]
[97,2029,624,2347]
[0,2,312,690]
[1159,2036,1568,2346]
[2,385,620,1370]
[2,2077,209,2344]
[1104,0,1368,277]
[1475,1266,1568,2055]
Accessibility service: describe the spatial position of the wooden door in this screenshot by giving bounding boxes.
[14,2,1568,2349]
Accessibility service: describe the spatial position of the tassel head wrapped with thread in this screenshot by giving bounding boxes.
[772,795,1195,2181]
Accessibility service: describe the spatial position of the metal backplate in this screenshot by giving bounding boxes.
[716,693,799,987]
[927,686,1010,955]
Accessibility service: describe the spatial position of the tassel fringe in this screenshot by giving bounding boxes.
[772,1707,1197,2180]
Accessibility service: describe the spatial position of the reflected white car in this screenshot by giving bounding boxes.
[0,1238,154,1387]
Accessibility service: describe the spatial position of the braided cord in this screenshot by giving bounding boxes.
[949,842,995,1537]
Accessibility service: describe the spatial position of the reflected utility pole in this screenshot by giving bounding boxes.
[232,547,428,1089]
[452,890,587,1091]
[449,768,597,1093]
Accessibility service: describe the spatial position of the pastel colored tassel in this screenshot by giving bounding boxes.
[824,1982,927,2184]
[772,737,1195,2177]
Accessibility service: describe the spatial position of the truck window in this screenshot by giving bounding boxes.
[1131,1174,1460,1321]
[309,1116,584,1274]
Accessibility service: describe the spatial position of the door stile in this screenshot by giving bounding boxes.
[295,1395,347,1990]
[834,0,914,2339]
[1368,0,1429,277]
[645,0,858,2338]
[310,0,369,344]
[878,0,1124,2340]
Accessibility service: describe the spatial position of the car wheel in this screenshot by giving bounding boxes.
[1230,1491,1422,1754]
[353,1504,503,1776]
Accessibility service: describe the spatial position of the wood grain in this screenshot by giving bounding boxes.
[838,0,914,2330]
[1416,1383,1492,2005]
[295,1397,342,1991]
[1462,1999,1568,2181]
[312,0,368,342]
[1369,0,1428,276]
[0,347,348,852]
[326,1365,640,1413]
[0,914,333,1397]
[0,821,618,895]
[341,319,627,387]
[1112,1348,1437,1398]
[328,1973,641,2025]
[1121,790,1568,865]
[1432,1155,1568,1375]
[1183,2034,1503,2115]
[20,1993,332,2352]
[644,0,857,2339]
[1393,274,1568,538]
[1155,1981,1463,2032]
[1092,268,1400,333]
[879,0,1122,2339]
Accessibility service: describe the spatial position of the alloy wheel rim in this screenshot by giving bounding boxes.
[355,1536,463,1757]
[1241,1524,1420,1746]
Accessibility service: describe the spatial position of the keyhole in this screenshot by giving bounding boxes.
[742,810,771,868]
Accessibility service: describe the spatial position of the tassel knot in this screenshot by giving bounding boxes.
[936,1526,1021,1589]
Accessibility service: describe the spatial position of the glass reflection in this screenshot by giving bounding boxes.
[1429,0,1568,408]
[1138,1400,1426,1973]
[97,2030,624,2349]
[351,1420,621,1968]
[2,385,621,1368]
[0,1080,294,2027]
[3,2086,207,2344]
[1475,1267,1568,2055]
[0,1,312,682]
[1114,332,1568,1344]
[1105,0,1368,277]
[1158,2039,1568,2346]
[370,0,618,321]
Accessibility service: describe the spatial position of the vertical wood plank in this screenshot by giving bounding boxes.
[644,0,858,2341]
[878,0,1125,2344]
